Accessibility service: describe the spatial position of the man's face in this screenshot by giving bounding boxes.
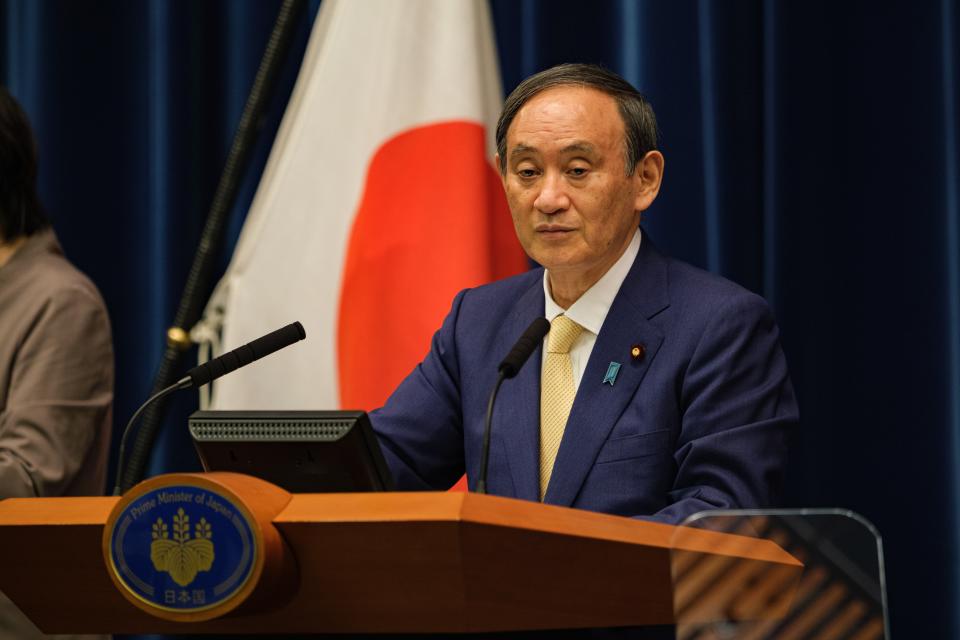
[499,86,659,286]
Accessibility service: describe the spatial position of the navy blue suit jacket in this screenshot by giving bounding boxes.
[370,233,797,524]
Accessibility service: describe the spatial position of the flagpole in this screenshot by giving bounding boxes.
[117,0,308,494]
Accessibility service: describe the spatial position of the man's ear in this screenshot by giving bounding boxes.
[634,150,664,212]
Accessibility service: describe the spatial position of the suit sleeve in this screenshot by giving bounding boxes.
[652,291,797,524]
[369,290,469,491]
[0,285,114,498]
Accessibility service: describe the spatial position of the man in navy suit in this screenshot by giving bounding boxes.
[370,64,797,525]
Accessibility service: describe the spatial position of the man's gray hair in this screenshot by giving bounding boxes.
[495,63,659,176]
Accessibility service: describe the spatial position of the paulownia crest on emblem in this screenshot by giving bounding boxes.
[150,507,215,586]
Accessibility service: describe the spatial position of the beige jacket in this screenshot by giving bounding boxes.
[0,228,113,639]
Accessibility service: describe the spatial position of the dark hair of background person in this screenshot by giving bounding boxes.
[0,87,49,242]
[495,63,660,176]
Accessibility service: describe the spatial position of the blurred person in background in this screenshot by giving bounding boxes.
[0,87,113,640]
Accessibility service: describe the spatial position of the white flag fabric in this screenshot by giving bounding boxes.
[199,0,525,411]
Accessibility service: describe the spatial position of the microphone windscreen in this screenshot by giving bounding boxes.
[498,317,550,379]
[243,321,306,365]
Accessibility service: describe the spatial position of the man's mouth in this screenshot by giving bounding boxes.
[535,224,576,234]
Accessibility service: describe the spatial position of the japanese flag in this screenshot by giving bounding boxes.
[200,0,526,422]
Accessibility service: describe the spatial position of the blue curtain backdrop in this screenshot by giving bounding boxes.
[2,0,959,636]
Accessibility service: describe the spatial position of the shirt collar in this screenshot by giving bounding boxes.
[543,227,642,335]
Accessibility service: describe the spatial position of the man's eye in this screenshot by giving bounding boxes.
[568,167,588,177]
[517,168,539,178]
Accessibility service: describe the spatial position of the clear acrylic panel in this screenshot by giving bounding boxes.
[669,509,889,640]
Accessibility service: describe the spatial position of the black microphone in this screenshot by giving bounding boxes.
[184,321,306,388]
[112,321,307,495]
[477,317,550,494]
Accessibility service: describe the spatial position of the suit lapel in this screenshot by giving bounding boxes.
[493,275,545,502]
[543,236,671,507]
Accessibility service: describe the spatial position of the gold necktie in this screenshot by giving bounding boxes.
[540,315,584,500]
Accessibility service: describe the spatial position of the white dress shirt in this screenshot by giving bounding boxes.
[542,227,642,390]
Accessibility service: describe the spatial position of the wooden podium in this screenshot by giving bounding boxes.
[0,473,802,635]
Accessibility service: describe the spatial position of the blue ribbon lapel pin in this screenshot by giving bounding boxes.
[603,362,622,386]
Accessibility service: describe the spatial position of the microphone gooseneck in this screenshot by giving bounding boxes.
[112,321,307,495]
[112,378,190,496]
[477,317,550,494]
